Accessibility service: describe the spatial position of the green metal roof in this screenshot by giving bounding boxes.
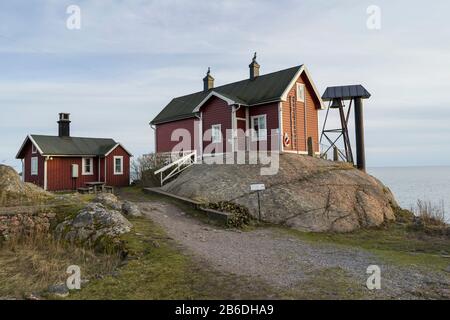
[151,65,303,124]
[30,135,118,156]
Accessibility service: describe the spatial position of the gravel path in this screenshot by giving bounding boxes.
[137,201,450,299]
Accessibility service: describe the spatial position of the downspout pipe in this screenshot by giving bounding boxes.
[150,124,157,154]
[194,113,202,161]
[232,104,242,153]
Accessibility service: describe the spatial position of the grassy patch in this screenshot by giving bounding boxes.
[281,267,368,300]
[0,234,120,299]
[275,224,450,271]
[69,217,279,300]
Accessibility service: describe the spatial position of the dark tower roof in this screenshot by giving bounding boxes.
[322,85,371,101]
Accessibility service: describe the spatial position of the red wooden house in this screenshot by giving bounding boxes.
[150,54,324,157]
[16,113,132,191]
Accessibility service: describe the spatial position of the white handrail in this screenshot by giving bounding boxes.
[154,150,197,186]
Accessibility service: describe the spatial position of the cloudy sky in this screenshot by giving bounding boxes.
[1,0,449,171]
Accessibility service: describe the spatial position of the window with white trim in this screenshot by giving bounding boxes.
[31,157,38,175]
[251,115,267,141]
[114,156,124,175]
[211,124,222,143]
[32,144,37,154]
[82,158,94,175]
[296,83,305,102]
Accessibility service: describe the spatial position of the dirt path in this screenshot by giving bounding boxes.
[136,201,450,299]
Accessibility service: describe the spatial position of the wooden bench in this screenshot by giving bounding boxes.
[104,186,114,194]
[77,187,94,194]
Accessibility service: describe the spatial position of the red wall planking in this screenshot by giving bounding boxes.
[248,102,280,151]
[155,118,197,153]
[201,96,232,153]
[22,140,45,188]
[105,145,131,187]
[46,156,100,191]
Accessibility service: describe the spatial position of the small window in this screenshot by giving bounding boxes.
[251,115,267,141]
[211,124,222,143]
[31,157,38,175]
[82,158,94,175]
[296,83,305,102]
[114,156,124,175]
[32,144,37,154]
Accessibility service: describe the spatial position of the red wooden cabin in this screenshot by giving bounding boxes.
[16,113,132,191]
[150,54,324,157]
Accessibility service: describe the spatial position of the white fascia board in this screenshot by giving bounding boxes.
[280,65,325,109]
[16,135,44,158]
[104,143,133,157]
[193,91,241,113]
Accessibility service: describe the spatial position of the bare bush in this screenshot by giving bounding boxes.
[131,153,168,187]
[412,200,447,227]
[132,152,195,187]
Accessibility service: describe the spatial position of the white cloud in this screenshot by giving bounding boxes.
[0,0,449,169]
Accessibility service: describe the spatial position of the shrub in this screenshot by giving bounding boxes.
[207,201,252,228]
[412,200,447,227]
[392,206,415,224]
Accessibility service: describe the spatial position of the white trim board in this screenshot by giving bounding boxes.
[16,135,44,158]
[113,156,124,175]
[280,65,324,109]
[104,143,133,157]
[250,114,267,142]
[82,157,94,176]
[193,91,245,113]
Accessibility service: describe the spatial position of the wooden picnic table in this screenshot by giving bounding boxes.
[85,181,105,193]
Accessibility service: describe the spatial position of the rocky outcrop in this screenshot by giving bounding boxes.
[93,193,122,210]
[122,201,142,217]
[94,193,143,217]
[0,165,52,207]
[162,154,398,233]
[55,203,132,250]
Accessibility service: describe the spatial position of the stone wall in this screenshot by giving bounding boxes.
[0,212,56,242]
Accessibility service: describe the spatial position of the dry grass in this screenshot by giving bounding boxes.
[0,230,121,299]
[412,200,447,227]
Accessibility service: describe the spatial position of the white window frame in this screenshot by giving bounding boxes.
[113,156,124,175]
[31,157,38,176]
[251,114,267,142]
[296,83,305,102]
[82,157,94,175]
[211,124,222,143]
[32,144,37,154]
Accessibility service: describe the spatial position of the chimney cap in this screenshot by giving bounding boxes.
[59,113,71,121]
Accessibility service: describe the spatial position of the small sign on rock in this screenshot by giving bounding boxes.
[250,183,265,191]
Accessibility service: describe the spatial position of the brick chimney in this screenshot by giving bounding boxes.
[203,67,214,91]
[58,113,71,137]
[249,52,260,80]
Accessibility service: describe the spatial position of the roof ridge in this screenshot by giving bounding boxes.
[151,64,306,125]
[31,134,116,141]
[171,65,303,100]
